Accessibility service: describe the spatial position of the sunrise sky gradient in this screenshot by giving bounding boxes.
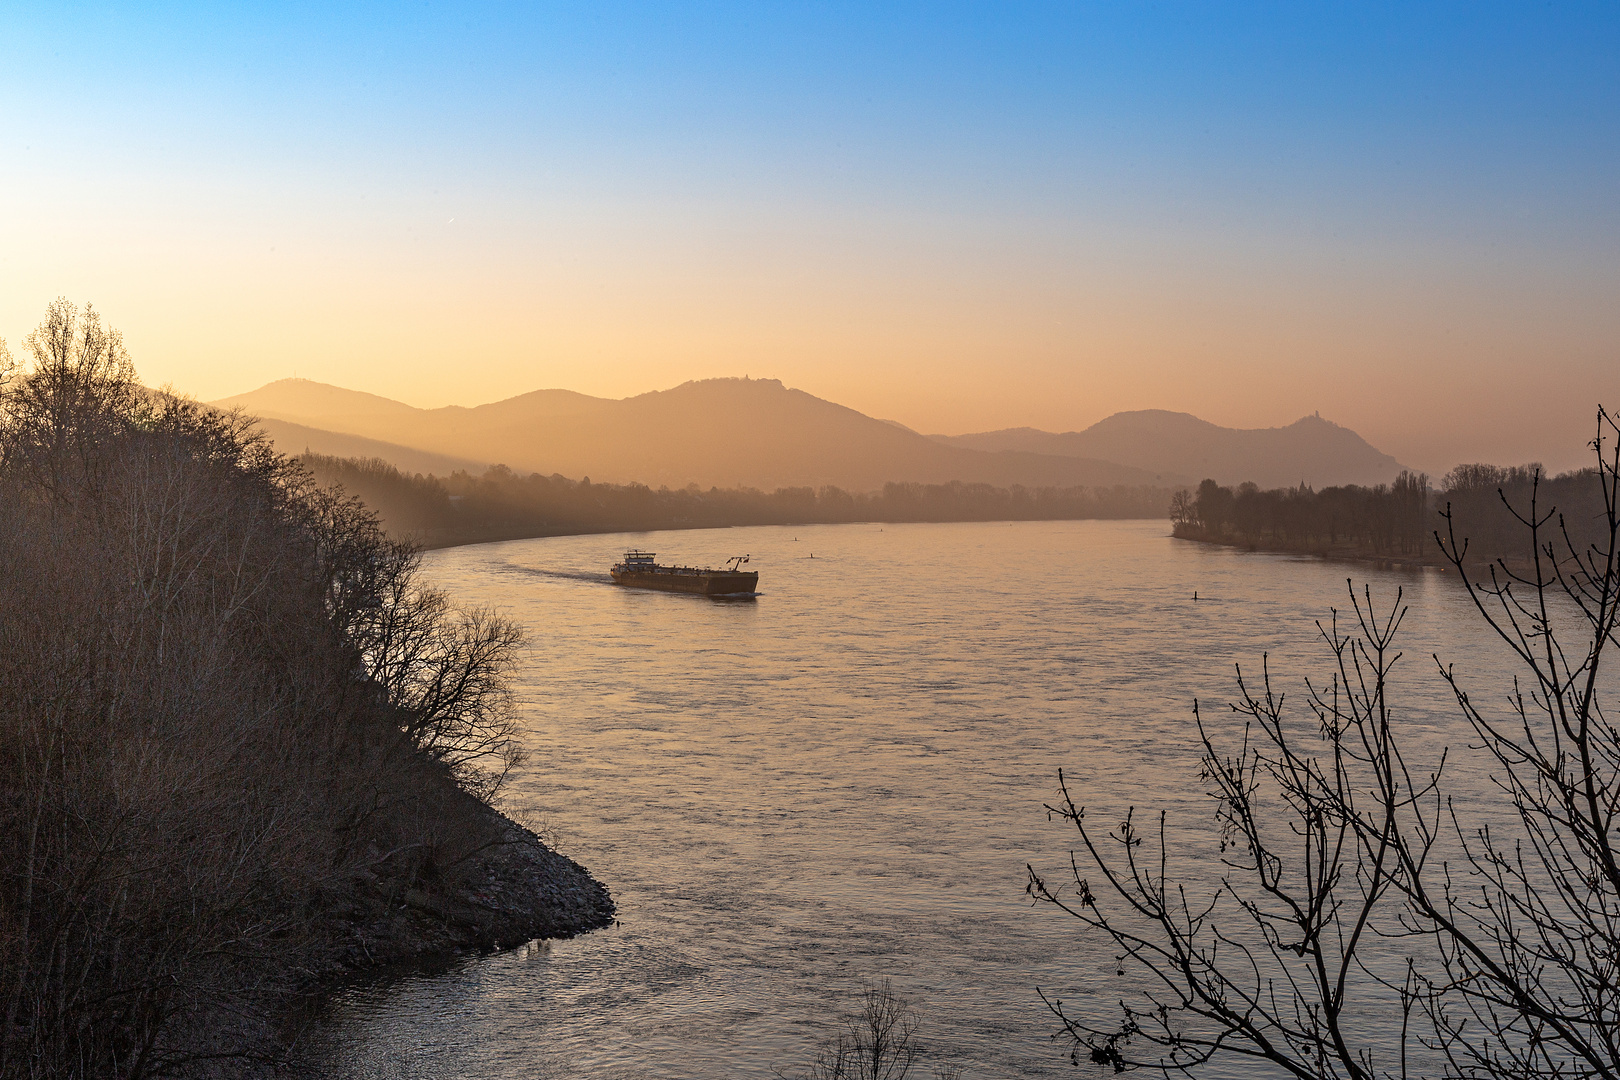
[2,3,1616,473]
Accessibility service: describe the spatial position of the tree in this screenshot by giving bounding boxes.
[0,301,533,1077]
[784,981,961,1080]
[1169,489,1195,528]
[1,298,137,493]
[1029,407,1620,1078]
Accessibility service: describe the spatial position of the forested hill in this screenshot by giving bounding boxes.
[0,302,611,1076]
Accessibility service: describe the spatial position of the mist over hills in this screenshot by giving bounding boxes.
[933,410,1410,489]
[251,417,487,477]
[215,378,1176,491]
[214,379,1408,494]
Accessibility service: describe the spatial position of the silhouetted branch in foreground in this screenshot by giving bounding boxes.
[1032,407,1620,1077]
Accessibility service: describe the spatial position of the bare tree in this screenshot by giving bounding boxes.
[1030,407,1620,1078]
[1169,488,1195,529]
[353,565,528,797]
[786,981,966,1080]
[289,470,528,797]
[1,298,137,489]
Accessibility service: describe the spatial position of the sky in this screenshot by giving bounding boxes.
[1,2,1616,474]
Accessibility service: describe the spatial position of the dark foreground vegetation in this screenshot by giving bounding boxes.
[298,454,1175,547]
[1033,408,1620,1077]
[0,303,611,1079]
[1171,462,1610,567]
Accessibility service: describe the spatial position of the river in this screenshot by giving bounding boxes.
[300,519,1515,1078]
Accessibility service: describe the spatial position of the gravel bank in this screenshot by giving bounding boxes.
[326,805,615,971]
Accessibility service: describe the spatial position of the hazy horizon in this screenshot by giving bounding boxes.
[213,372,1356,434]
[213,373,1561,479]
[4,5,1616,476]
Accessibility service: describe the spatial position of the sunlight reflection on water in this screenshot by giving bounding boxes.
[301,519,1513,1079]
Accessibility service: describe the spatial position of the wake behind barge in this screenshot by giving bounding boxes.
[610,551,758,596]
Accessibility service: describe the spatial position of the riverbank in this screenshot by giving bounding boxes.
[1171,468,1610,578]
[415,521,646,551]
[244,797,615,1073]
[267,793,614,1069]
[1171,523,1450,570]
[1168,523,1572,580]
[318,799,614,973]
[299,451,1175,551]
[0,310,617,1079]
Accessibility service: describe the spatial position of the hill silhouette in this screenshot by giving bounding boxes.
[932,410,1408,488]
[252,416,487,477]
[214,378,1175,491]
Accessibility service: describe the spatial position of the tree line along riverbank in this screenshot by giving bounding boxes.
[301,444,1608,576]
[1168,460,1612,570]
[0,302,612,1079]
[298,453,1176,548]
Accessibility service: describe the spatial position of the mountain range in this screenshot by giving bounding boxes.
[213,377,1409,493]
[932,410,1407,490]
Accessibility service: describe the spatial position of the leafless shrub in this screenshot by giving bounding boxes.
[786,980,964,1080]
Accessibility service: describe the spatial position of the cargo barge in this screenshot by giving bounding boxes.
[610,550,758,596]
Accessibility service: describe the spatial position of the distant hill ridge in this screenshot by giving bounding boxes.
[213,378,1407,493]
[214,377,1176,492]
[932,409,1409,489]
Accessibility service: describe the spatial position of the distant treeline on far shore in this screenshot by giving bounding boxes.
[1172,463,1610,565]
[300,453,1177,545]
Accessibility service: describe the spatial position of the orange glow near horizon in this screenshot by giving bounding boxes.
[3,6,1617,476]
[4,208,1612,476]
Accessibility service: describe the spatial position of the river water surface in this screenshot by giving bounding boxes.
[304,519,1516,1078]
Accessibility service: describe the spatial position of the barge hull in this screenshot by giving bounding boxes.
[611,570,759,595]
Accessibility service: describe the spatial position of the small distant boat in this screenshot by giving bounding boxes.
[610,551,758,596]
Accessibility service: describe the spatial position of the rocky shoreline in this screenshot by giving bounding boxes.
[321,804,615,975]
[268,803,613,1071]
